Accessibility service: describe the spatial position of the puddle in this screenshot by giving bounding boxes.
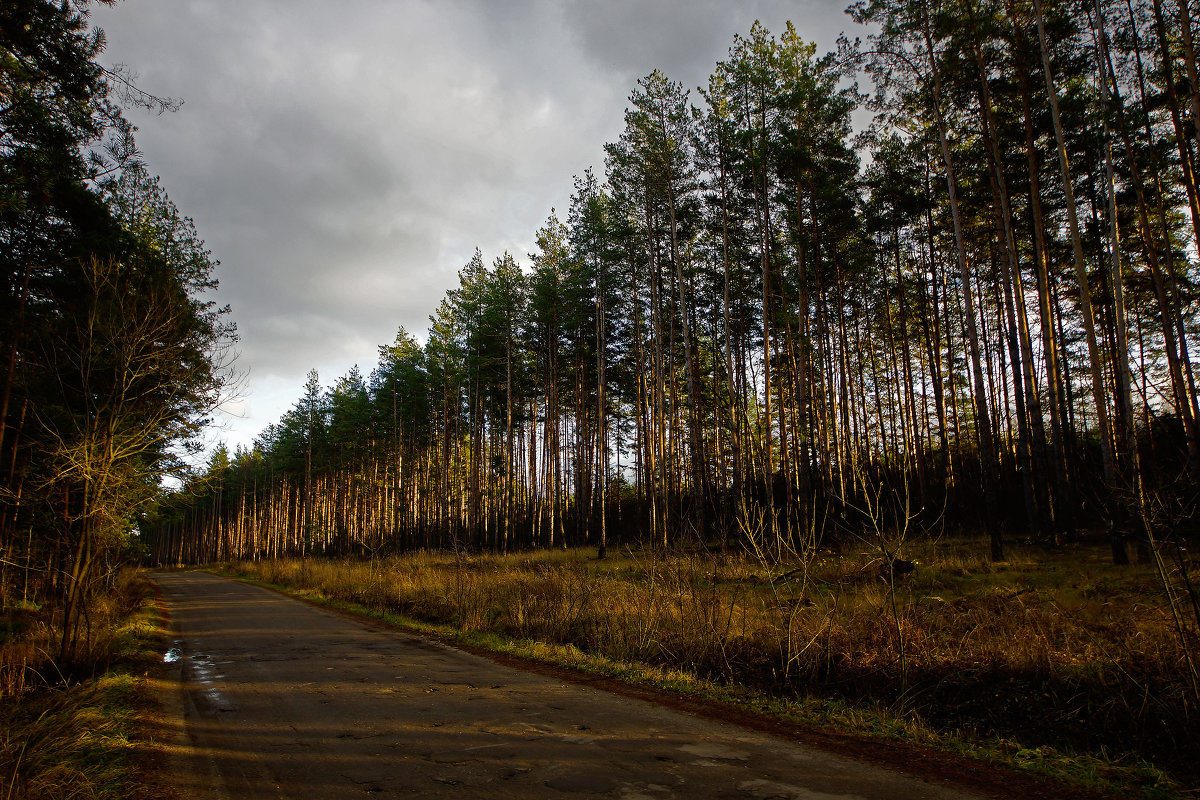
[191,653,221,681]
[164,641,234,710]
[180,650,236,712]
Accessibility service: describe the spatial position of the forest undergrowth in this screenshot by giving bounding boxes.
[224,537,1198,799]
[0,571,168,800]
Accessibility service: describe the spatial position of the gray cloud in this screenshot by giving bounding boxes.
[91,0,858,455]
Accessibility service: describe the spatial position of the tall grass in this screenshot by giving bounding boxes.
[1,570,153,701]
[227,540,1198,791]
[0,570,164,800]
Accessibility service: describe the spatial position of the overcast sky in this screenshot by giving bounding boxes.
[90,0,864,460]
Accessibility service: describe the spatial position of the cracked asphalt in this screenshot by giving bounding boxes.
[149,571,985,799]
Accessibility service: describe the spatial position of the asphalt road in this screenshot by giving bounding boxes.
[151,571,986,799]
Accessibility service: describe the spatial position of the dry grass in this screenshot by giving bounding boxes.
[227,539,1199,796]
[1,570,155,702]
[0,570,165,800]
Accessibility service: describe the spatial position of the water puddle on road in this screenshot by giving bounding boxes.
[190,652,234,711]
[168,643,235,712]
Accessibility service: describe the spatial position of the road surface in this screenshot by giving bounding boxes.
[150,571,986,799]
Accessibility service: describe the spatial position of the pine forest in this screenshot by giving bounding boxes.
[140,7,1199,569]
[6,0,1200,795]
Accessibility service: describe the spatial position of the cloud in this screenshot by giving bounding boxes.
[90,0,859,455]
[560,0,856,89]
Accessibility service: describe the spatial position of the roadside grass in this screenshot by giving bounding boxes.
[219,539,1198,800]
[0,571,169,800]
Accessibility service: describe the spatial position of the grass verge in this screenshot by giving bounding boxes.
[0,571,171,800]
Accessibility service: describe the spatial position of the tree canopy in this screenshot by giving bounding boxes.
[0,0,236,663]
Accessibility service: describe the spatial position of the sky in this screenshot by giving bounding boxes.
[89,0,866,461]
